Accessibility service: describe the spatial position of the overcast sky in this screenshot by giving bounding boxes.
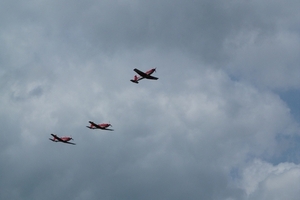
[1,0,300,199]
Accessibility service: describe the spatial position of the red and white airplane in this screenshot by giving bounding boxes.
[49,134,76,145]
[130,68,158,83]
[86,121,114,131]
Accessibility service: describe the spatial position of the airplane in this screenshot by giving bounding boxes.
[49,134,76,145]
[86,121,114,131]
[130,68,158,83]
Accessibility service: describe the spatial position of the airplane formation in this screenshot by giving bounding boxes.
[49,68,158,145]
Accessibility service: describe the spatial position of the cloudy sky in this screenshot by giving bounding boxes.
[1,0,300,199]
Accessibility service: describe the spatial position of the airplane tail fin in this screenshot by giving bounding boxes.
[130,75,139,83]
[87,121,94,129]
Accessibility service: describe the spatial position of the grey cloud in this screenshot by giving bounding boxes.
[1,0,300,199]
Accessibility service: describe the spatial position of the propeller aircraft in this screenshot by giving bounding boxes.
[130,68,158,83]
[49,134,76,145]
[86,121,114,131]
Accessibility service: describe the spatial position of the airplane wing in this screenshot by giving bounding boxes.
[134,69,158,80]
[134,68,148,77]
[145,75,158,80]
[88,121,101,129]
[64,141,76,145]
[51,134,64,142]
[103,128,114,131]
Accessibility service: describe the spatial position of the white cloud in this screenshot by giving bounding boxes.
[240,159,300,200]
